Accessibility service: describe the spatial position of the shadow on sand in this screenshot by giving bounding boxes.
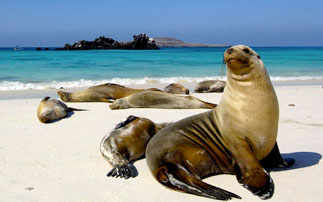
[271,152,322,172]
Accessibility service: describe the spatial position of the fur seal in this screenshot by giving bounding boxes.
[100,115,169,179]
[145,45,294,200]
[57,83,161,103]
[164,83,189,94]
[37,97,85,123]
[109,91,217,110]
[194,80,226,93]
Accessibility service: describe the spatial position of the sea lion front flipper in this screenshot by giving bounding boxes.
[231,139,274,200]
[156,165,241,200]
[260,143,295,169]
[107,164,138,179]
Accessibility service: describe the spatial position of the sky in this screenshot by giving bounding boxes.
[1,0,323,47]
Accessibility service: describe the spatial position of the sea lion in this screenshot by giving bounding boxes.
[164,83,189,94]
[57,83,161,103]
[100,115,169,179]
[194,80,226,93]
[109,91,217,110]
[145,45,294,200]
[37,97,85,123]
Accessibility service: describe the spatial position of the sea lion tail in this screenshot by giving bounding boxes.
[41,96,50,101]
[156,165,241,200]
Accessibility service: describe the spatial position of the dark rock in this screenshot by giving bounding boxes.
[36,47,42,51]
[55,34,159,50]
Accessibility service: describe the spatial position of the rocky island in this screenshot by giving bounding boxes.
[37,34,159,51]
[153,37,228,48]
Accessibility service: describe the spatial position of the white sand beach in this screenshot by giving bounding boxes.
[1,84,322,202]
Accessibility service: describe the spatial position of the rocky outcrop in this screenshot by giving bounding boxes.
[56,34,159,50]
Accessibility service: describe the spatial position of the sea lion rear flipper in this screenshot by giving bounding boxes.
[114,115,138,129]
[156,165,241,200]
[41,96,50,101]
[66,107,87,112]
[260,143,295,169]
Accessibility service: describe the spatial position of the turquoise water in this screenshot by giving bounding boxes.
[0,47,323,90]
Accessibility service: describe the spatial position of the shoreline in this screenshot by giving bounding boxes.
[0,80,322,100]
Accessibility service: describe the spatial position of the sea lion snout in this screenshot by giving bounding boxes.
[226,47,234,54]
[57,91,71,102]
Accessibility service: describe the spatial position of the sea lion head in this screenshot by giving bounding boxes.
[57,91,72,102]
[224,45,263,80]
[164,83,190,95]
[109,98,128,110]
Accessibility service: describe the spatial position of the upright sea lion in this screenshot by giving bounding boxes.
[194,80,226,93]
[100,115,169,179]
[37,97,85,123]
[164,83,189,94]
[145,45,294,200]
[57,83,161,103]
[109,91,217,110]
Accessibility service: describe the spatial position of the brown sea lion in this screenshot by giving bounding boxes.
[145,45,294,200]
[100,115,169,179]
[57,83,161,103]
[37,97,85,123]
[164,83,189,94]
[194,80,226,93]
[109,91,217,110]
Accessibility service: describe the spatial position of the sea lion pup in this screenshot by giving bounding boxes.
[100,115,169,179]
[194,80,226,93]
[37,97,85,123]
[109,91,217,110]
[145,45,294,200]
[164,83,189,94]
[57,83,162,103]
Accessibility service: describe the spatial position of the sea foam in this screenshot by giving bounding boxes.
[0,76,322,91]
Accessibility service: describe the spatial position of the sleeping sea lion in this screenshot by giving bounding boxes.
[37,97,85,123]
[57,83,161,103]
[164,83,189,94]
[100,115,169,179]
[109,91,217,110]
[145,45,294,200]
[194,80,226,93]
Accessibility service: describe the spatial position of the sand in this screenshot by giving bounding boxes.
[1,85,322,202]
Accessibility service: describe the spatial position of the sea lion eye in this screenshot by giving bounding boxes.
[242,48,250,54]
[257,55,261,59]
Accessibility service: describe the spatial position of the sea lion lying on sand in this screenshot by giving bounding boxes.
[164,83,189,94]
[194,80,226,93]
[100,115,169,179]
[37,97,85,123]
[57,83,161,103]
[109,91,217,110]
[145,45,294,200]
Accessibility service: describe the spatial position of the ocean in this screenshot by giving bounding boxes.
[0,47,323,91]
